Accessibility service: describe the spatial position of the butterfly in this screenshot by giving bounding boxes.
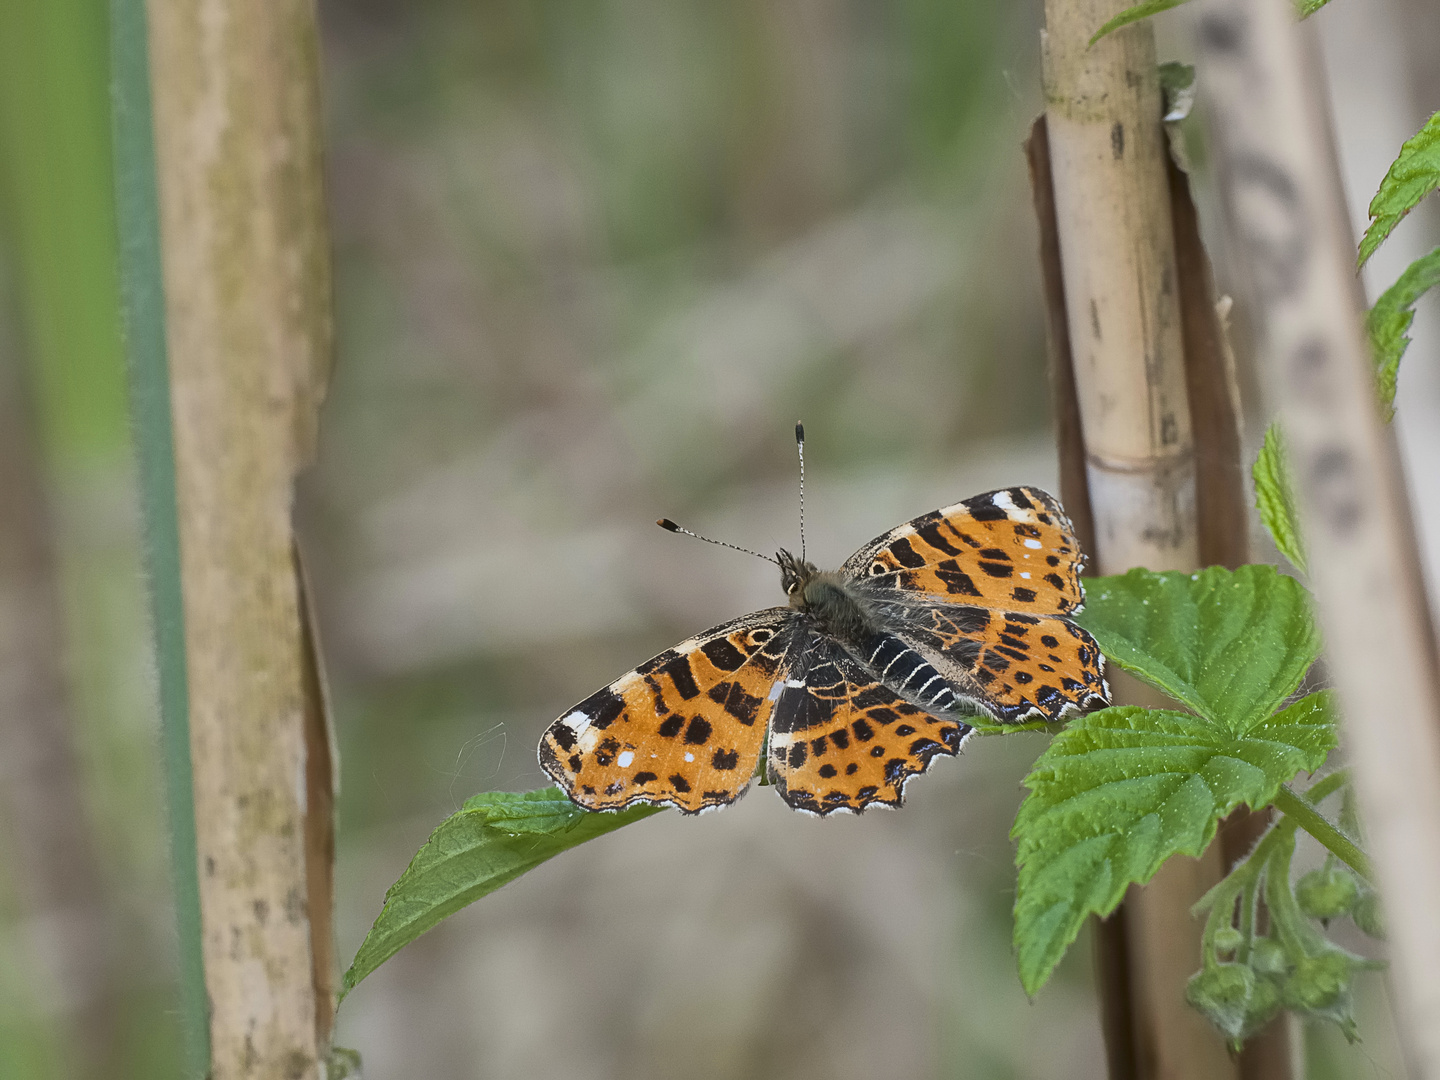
[539,432,1110,817]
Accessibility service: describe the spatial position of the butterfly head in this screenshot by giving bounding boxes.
[777,548,819,607]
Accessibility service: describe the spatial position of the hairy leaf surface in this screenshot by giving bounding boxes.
[1360,112,1440,265]
[1077,566,1319,732]
[343,789,661,996]
[1367,247,1440,417]
[1013,696,1336,995]
[1253,425,1307,574]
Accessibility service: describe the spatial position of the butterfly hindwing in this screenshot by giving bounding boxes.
[539,609,795,813]
[887,602,1109,723]
[766,631,972,815]
[842,486,1086,616]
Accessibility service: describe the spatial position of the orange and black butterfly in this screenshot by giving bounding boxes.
[539,427,1109,816]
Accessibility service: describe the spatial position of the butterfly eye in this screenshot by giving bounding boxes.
[786,582,799,594]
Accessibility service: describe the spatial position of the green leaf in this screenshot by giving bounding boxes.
[342,789,663,997]
[1089,0,1189,46]
[1359,112,1440,265]
[1367,247,1440,418]
[1159,61,1196,123]
[1089,0,1329,44]
[1253,424,1307,574]
[1012,694,1337,995]
[1076,565,1320,732]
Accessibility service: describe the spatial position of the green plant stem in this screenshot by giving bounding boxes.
[1274,784,1374,884]
[110,0,208,1072]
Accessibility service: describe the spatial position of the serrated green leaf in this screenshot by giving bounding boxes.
[1076,565,1319,731]
[1367,247,1440,418]
[342,789,663,997]
[1012,695,1336,995]
[1253,424,1307,573]
[1360,112,1440,265]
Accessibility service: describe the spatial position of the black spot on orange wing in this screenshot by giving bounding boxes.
[707,680,763,725]
[700,637,747,671]
[841,487,1088,616]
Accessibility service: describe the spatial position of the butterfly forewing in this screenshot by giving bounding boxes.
[843,487,1086,616]
[539,610,795,813]
[766,633,972,815]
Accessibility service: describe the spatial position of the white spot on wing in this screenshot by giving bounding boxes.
[992,489,1036,522]
[785,679,805,688]
[767,682,784,701]
[1024,538,1043,549]
[560,710,592,737]
[1020,572,1032,579]
[684,752,695,763]
[617,750,634,768]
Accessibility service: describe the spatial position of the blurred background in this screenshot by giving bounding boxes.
[0,0,1436,1077]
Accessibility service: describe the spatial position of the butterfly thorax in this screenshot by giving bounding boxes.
[778,548,874,642]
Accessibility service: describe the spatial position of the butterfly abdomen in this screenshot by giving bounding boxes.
[800,576,958,714]
[858,631,959,713]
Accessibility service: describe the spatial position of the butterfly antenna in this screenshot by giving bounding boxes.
[656,518,779,565]
[795,421,806,563]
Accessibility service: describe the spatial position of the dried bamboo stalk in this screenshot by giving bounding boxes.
[1027,118,1141,1080]
[145,0,336,1075]
[1198,3,1440,1078]
[1042,0,1197,576]
[1039,3,1238,1078]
